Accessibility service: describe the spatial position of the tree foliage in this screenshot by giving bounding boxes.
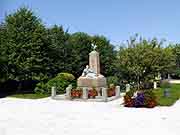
[65,32,92,77]
[3,7,51,81]
[117,35,175,88]
[0,7,177,94]
[47,25,70,77]
[171,44,180,78]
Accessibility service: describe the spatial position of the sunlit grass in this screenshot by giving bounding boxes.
[153,84,180,106]
[9,93,50,99]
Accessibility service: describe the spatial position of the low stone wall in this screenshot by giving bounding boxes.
[51,85,121,102]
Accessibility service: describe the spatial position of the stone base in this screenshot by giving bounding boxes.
[77,76,107,88]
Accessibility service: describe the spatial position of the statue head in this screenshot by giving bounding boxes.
[86,65,89,69]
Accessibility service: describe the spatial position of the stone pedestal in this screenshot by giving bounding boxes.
[77,76,107,88]
[77,50,107,88]
[77,50,107,99]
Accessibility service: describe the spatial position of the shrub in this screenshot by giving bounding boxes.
[119,82,126,92]
[34,73,76,94]
[144,90,157,108]
[126,89,136,97]
[107,76,119,86]
[142,81,154,89]
[34,82,47,94]
[171,68,180,79]
[46,73,76,94]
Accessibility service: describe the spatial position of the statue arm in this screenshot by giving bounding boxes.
[82,69,87,76]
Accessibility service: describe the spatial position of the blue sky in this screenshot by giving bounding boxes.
[1,0,180,45]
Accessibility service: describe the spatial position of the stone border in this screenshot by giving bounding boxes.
[51,85,122,102]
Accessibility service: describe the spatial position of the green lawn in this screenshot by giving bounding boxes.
[153,84,180,106]
[9,93,50,99]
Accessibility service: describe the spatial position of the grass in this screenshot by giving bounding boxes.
[153,84,180,106]
[9,93,50,99]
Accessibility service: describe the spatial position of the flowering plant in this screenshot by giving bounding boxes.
[124,95,134,107]
[71,89,83,98]
[107,86,116,97]
[134,91,145,107]
[88,88,98,98]
[123,89,157,108]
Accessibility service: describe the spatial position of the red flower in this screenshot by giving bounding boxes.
[88,89,98,98]
[71,89,82,98]
[108,87,116,97]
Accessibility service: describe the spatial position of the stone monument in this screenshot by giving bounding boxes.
[77,44,107,88]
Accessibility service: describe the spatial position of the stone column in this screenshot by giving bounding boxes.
[126,84,130,92]
[66,84,72,99]
[115,86,120,98]
[102,87,107,102]
[89,51,100,75]
[153,82,157,89]
[51,86,56,99]
[82,87,88,99]
[168,74,171,80]
[96,87,101,96]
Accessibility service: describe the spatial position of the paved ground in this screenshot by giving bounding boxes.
[0,97,180,135]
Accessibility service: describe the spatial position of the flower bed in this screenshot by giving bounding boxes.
[71,89,83,98]
[124,89,157,108]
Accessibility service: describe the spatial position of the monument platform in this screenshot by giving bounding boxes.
[77,76,107,88]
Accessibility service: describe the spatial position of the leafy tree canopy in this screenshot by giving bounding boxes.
[117,35,175,88]
[3,7,51,81]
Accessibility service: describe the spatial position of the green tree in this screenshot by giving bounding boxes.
[66,32,92,77]
[3,7,51,81]
[0,23,9,82]
[47,25,70,77]
[117,35,175,89]
[171,44,180,78]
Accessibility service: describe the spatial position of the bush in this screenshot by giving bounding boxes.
[144,90,157,108]
[46,73,76,94]
[34,82,47,94]
[107,76,119,86]
[171,68,180,79]
[123,89,157,108]
[142,81,154,89]
[34,73,76,94]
